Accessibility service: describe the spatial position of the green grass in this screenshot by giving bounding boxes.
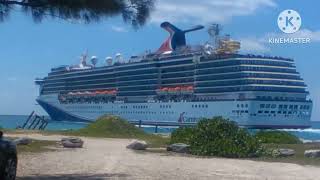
[17,140,58,153]
[253,143,320,166]
[4,137,58,154]
[255,131,302,144]
[61,115,169,148]
[2,116,169,148]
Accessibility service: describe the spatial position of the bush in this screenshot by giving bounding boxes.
[73,115,147,138]
[170,127,194,144]
[255,131,301,144]
[171,117,261,158]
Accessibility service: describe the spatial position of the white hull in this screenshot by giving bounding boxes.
[37,94,312,128]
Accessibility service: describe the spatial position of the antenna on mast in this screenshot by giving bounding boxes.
[80,49,88,65]
[208,24,222,48]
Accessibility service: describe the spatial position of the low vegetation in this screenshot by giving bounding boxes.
[170,127,194,144]
[255,130,302,144]
[171,117,261,158]
[64,115,169,147]
[169,117,320,166]
[256,143,320,166]
[5,115,319,166]
[5,136,56,154]
[11,139,58,153]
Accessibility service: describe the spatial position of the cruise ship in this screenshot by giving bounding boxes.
[35,22,312,129]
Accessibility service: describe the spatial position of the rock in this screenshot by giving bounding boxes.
[272,148,295,157]
[126,140,148,150]
[61,137,84,148]
[304,150,320,158]
[13,137,32,145]
[167,143,190,153]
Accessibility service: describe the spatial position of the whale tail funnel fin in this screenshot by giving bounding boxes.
[183,25,205,33]
[157,22,204,54]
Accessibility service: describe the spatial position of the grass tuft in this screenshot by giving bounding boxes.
[62,115,169,147]
[255,131,302,144]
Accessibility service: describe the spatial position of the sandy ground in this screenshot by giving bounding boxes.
[6,133,320,180]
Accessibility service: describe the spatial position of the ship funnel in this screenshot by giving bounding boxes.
[91,56,98,67]
[106,56,113,66]
[157,22,204,54]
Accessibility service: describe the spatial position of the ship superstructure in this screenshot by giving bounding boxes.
[35,22,312,128]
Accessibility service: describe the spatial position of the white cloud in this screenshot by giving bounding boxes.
[239,38,270,53]
[151,0,276,24]
[7,77,17,81]
[110,25,128,33]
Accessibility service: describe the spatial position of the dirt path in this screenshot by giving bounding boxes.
[7,133,320,180]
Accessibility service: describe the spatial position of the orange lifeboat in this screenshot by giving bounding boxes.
[187,86,194,90]
[181,86,188,91]
[168,87,174,91]
[102,90,109,94]
[162,87,169,91]
[95,91,103,95]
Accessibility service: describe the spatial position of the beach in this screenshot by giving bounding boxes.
[7,133,320,180]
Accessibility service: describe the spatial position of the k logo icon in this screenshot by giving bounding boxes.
[278,10,301,34]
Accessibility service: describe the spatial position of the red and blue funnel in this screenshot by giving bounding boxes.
[157,22,204,54]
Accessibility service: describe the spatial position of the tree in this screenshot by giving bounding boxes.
[0,0,154,27]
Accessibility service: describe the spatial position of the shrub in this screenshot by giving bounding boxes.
[190,117,261,158]
[170,117,261,158]
[73,115,146,138]
[255,131,301,144]
[170,127,194,144]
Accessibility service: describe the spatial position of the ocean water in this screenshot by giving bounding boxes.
[1,115,320,141]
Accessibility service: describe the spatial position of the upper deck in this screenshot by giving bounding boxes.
[36,22,308,100]
[37,53,307,98]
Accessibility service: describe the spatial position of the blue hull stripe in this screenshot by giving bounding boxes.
[37,100,91,122]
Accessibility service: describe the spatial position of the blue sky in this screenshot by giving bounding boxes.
[0,0,319,121]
